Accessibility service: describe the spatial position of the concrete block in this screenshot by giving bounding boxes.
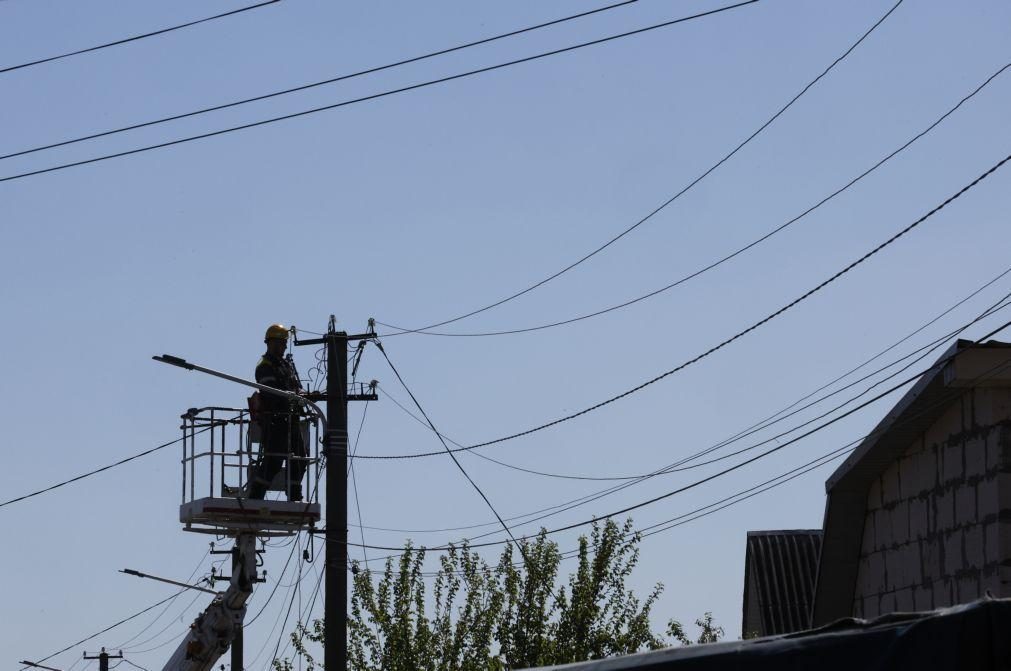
[891,500,911,544]
[956,483,979,525]
[863,594,879,619]
[865,552,886,593]
[943,530,964,577]
[856,555,871,597]
[861,515,875,554]
[966,436,988,478]
[933,578,954,608]
[965,524,984,568]
[922,538,942,581]
[977,475,999,518]
[935,488,955,531]
[925,402,962,451]
[987,430,1003,471]
[1000,426,1011,470]
[943,442,964,485]
[913,584,933,612]
[957,573,981,603]
[894,587,914,611]
[903,542,923,586]
[879,591,896,616]
[901,452,935,498]
[1000,521,1011,565]
[867,477,883,511]
[1000,472,1011,515]
[910,498,928,540]
[874,508,892,551]
[1000,565,1011,595]
[899,457,918,499]
[981,564,1001,597]
[999,472,1011,515]
[985,522,1000,564]
[882,464,901,505]
[885,549,904,591]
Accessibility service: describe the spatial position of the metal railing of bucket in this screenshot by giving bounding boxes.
[179,406,320,505]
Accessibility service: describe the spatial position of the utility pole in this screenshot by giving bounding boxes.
[230,544,243,671]
[294,316,376,671]
[83,649,122,671]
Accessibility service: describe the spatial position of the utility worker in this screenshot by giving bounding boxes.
[248,323,307,501]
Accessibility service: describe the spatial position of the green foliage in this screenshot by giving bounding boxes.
[274,519,721,670]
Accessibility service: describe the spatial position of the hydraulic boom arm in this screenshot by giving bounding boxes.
[162,534,257,671]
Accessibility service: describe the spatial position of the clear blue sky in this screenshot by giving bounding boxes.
[2,0,1010,668]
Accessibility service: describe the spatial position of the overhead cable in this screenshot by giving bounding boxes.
[375,340,526,551]
[376,440,850,577]
[337,317,1011,552]
[376,0,904,336]
[19,591,188,671]
[0,0,637,161]
[0,428,211,509]
[113,548,212,648]
[448,295,1011,544]
[343,283,1011,541]
[0,1,280,75]
[0,0,759,184]
[349,402,372,568]
[360,152,1011,459]
[379,289,1001,482]
[384,61,1011,337]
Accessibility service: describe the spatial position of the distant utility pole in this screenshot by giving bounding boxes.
[83,649,122,671]
[294,316,377,671]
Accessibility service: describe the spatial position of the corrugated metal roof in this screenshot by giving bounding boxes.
[742,529,822,636]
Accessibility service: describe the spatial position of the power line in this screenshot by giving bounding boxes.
[376,0,904,336]
[0,0,637,161]
[336,283,1011,543]
[337,318,1011,552]
[448,297,1011,545]
[0,428,211,509]
[0,0,280,75]
[382,61,1011,337]
[375,340,525,551]
[20,592,188,671]
[379,287,1011,485]
[349,402,372,568]
[118,660,150,671]
[113,548,212,649]
[359,152,1011,459]
[0,0,759,184]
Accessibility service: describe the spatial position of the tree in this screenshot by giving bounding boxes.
[274,518,721,670]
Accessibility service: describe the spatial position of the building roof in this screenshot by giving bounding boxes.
[811,339,1011,625]
[742,529,822,636]
[530,597,1011,671]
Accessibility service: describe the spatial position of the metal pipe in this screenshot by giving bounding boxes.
[153,355,327,434]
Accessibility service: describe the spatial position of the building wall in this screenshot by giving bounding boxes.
[851,387,1011,618]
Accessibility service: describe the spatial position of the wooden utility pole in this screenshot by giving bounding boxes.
[294,317,376,671]
[83,649,122,671]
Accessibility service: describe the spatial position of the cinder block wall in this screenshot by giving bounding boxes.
[851,388,1011,618]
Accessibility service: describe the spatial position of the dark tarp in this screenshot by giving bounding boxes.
[529,597,1011,671]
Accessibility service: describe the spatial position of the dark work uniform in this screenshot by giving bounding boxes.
[248,352,306,500]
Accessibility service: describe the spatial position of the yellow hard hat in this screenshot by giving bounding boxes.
[264,323,289,342]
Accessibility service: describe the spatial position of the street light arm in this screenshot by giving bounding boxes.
[152,355,327,434]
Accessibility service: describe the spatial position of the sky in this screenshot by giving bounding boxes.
[2,0,1011,668]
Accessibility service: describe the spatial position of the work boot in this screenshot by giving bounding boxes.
[288,486,303,502]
